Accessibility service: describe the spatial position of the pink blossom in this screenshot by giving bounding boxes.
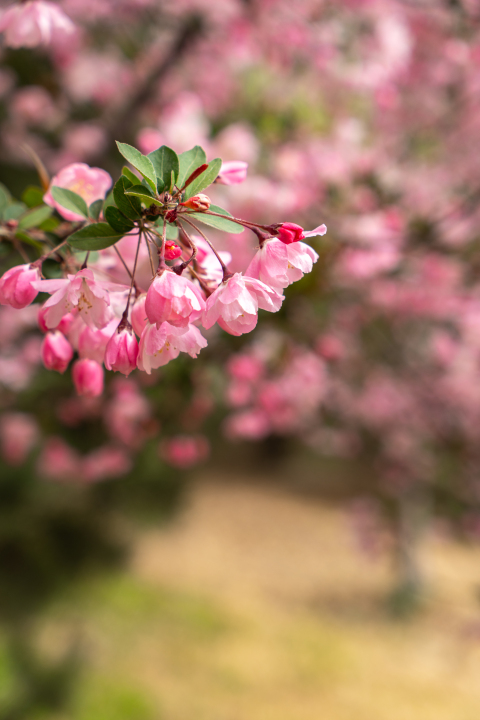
[82,446,131,482]
[104,325,139,376]
[203,273,284,336]
[0,1,75,49]
[76,319,119,364]
[0,264,41,309]
[224,409,271,440]
[37,437,80,481]
[138,322,208,374]
[34,268,124,330]
[246,239,319,291]
[44,162,112,221]
[131,294,148,337]
[216,160,248,185]
[0,412,38,465]
[145,269,205,328]
[72,358,104,397]
[38,306,76,334]
[41,331,73,374]
[159,435,209,469]
[227,353,264,382]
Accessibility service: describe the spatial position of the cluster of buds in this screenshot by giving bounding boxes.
[0,142,326,397]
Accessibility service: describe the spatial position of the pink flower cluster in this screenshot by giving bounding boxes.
[0,160,326,396]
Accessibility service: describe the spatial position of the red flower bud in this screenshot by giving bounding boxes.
[181,193,211,211]
[276,222,305,244]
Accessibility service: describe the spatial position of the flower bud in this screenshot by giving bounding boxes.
[181,193,211,211]
[72,358,104,397]
[0,263,41,309]
[104,325,139,376]
[275,222,305,244]
[165,240,182,260]
[41,331,74,374]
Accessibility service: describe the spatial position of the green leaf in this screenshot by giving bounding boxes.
[39,217,60,232]
[124,185,163,207]
[113,177,142,221]
[2,203,27,221]
[122,166,140,185]
[89,199,103,221]
[187,204,244,234]
[177,146,207,189]
[14,231,44,251]
[105,206,135,234]
[67,223,124,251]
[17,205,53,230]
[22,186,45,208]
[147,146,179,192]
[184,158,222,199]
[0,183,11,213]
[116,142,157,192]
[51,187,89,219]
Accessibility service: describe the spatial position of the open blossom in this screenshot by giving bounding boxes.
[44,163,112,222]
[145,269,205,328]
[0,1,75,49]
[138,322,207,373]
[0,264,41,309]
[104,325,139,376]
[245,239,319,291]
[203,273,284,336]
[33,268,125,330]
[72,358,104,397]
[41,331,73,374]
[216,161,248,185]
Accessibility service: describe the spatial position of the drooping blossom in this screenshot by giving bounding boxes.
[0,264,41,309]
[33,268,125,329]
[145,269,205,328]
[131,294,148,337]
[72,358,104,397]
[104,324,139,376]
[246,239,319,291]
[75,318,119,364]
[216,161,248,185]
[0,1,75,49]
[44,163,112,222]
[203,273,284,336]
[41,331,73,373]
[137,322,208,373]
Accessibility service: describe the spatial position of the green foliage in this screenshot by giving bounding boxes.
[17,205,53,231]
[51,187,89,219]
[147,146,179,192]
[121,166,140,186]
[89,199,103,221]
[116,142,156,192]
[2,203,27,222]
[124,185,163,207]
[187,204,244,234]
[183,157,222,200]
[67,223,124,251]
[112,177,142,221]
[21,186,45,209]
[104,206,135,234]
[177,146,207,189]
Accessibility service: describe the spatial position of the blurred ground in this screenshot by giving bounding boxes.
[24,475,480,719]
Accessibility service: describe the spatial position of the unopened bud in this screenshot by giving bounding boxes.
[181,193,211,212]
